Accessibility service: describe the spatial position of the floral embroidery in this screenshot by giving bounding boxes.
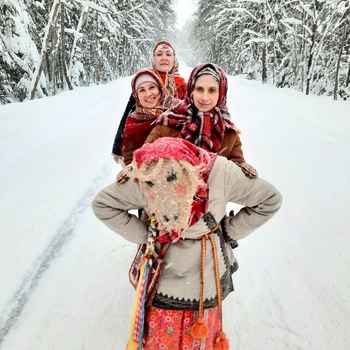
[143,306,221,350]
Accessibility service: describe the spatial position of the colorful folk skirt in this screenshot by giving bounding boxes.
[143,305,221,350]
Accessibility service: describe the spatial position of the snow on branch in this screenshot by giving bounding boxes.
[64,28,84,38]
[243,29,261,37]
[237,0,265,4]
[298,0,314,20]
[281,17,303,26]
[219,7,258,22]
[66,0,108,14]
[246,38,273,45]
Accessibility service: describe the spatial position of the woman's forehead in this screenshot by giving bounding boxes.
[137,81,158,91]
[154,48,174,55]
[194,74,220,87]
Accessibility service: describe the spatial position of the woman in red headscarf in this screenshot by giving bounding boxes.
[151,41,187,99]
[112,41,186,162]
[145,62,258,178]
[120,68,180,165]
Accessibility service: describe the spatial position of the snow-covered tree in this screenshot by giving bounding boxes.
[0,0,177,104]
[188,0,350,99]
[1,0,349,104]
[0,0,43,101]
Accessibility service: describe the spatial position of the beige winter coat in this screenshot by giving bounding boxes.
[92,156,282,308]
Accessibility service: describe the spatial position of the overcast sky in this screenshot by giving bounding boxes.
[175,0,197,29]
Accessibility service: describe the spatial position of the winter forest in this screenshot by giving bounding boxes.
[1,0,350,105]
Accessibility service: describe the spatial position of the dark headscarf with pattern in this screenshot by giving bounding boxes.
[154,63,239,152]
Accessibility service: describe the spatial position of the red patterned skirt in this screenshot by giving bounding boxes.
[143,305,221,350]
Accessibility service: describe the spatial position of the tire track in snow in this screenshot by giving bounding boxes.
[0,164,113,345]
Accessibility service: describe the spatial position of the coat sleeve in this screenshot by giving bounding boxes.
[228,132,245,163]
[220,157,282,240]
[218,130,245,163]
[144,125,180,144]
[91,181,149,244]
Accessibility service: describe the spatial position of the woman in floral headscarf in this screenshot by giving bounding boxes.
[120,68,180,165]
[112,41,187,162]
[145,62,257,177]
[151,41,186,99]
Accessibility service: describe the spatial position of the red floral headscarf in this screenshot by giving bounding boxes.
[121,69,180,163]
[130,68,179,121]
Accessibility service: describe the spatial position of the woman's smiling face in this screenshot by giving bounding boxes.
[136,82,161,108]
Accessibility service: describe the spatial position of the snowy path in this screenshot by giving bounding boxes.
[0,162,113,343]
[227,78,350,349]
[0,79,132,348]
[1,72,350,349]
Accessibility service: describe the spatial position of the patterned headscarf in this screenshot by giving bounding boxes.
[185,62,229,111]
[151,41,181,97]
[154,63,239,152]
[121,69,180,161]
[130,68,179,121]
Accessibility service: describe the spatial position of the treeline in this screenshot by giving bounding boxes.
[182,0,350,101]
[0,0,176,104]
[1,0,349,105]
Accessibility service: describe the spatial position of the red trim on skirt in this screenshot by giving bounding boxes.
[143,305,221,350]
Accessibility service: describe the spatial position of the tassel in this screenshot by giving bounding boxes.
[214,332,230,350]
[190,317,209,339]
[126,261,147,350]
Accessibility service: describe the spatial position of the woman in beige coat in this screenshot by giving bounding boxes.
[92,137,282,349]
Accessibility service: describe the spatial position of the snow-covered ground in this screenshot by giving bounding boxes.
[0,66,349,349]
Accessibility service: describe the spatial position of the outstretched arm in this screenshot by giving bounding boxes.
[220,158,282,240]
